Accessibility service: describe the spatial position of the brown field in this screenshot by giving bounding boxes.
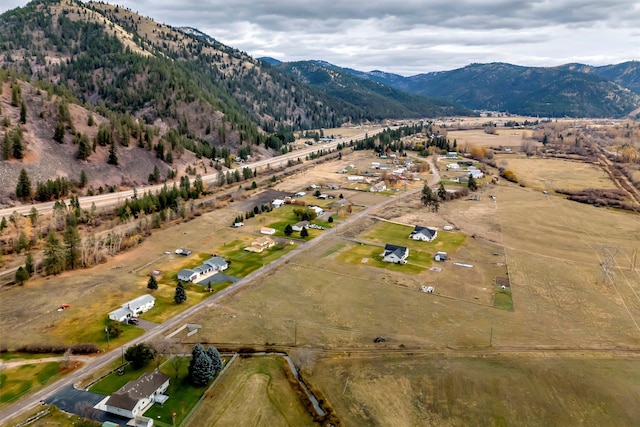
[495,155,618,191]
[308,355,640,426]
[447,128,534,148]
[185,356,316,427]
[4,145,640,425]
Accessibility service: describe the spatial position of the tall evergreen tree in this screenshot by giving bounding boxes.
[79,170,88,188]
[12,127,24,159]
[15,169,31,200]
[76,133,92,160]
[174,281,187,304]
[15,266,28,285]
[189,343,214,386]
[147,275,158,290]
[2,131,10,160]
[468,174,478,191]
[206,346,223,372]
[108,140,118,165]
[53,120,65,143]
[25,252,34,276]
[43,232,65,275]
[63,225,81,270]
[437,182,447,201]
[19,101,26,124]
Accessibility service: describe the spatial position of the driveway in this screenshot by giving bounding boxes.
[43,384,104,415]
[135,318,158,331]
[198,273,240,286]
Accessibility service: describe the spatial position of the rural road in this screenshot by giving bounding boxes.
[0,128,390,219]
[0,133,427,426]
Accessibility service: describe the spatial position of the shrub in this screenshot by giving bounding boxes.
[499,169,519,183]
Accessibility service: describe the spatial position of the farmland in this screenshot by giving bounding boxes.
[3,123,640,426]
[185,356,316,427]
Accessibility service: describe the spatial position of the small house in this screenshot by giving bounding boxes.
[260,227,276,235]
[381,244,409,264]
[446,163,460,170]
[245,236,276,253]
[409,225,438,242]
[105,370,169,419]
[446,152,458,159]
[177,269,199,282]
[435,251,448,262]
[108,295,155,322]
[309,206,324,216]
[469,170,484,179]
[292,221,309,232]
[272,199,286,208]
[370,182,387,192]
[204,256,229,271]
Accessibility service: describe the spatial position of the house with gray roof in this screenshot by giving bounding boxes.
[409,225,438,242]
[108,295,155,322]
[105,370,169,419]
[381,244,409,264]
[204,256,229,271]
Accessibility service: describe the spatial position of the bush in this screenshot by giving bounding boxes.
[499,169,519,183]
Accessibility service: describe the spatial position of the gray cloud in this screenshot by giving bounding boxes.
[1,0,638,75]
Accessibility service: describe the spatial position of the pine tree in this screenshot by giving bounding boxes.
[12,127,24,159]
[108,141,118,165]
[79,170,88,188]
[0,217,7,232]
[53,120,65,143]
[63,225,81,270]
[2,131,10,160]
[437,182,447,201]
[300,227,309,238]
[19,101,26,124]
[206,346,223,372]
[284,224,293,236]
[15,266,28,286]
[25,252,34,275]
[43,232,65,275]
[468,175,477,191]
[15,169,31,200]
[76,133,91,160]
[147,275,158,290]
[174,281,187,304]
[189,343,214,386]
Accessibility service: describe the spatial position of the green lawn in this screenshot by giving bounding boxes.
[71,317,145,350]
[0,362,61,406]
[340,243,430,274]
[494,286,514,311]
[362,221,467,254]
[221,241,298,277]
[141,282,218,323]
[143,357,228,427]
[89,363,158,395]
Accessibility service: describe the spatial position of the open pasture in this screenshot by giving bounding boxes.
[447,128,533,148]
[185,356,316,427]
[496,155,618,191]
[309,355,640,427]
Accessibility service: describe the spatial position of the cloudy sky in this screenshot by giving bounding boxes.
[2,0,639,75]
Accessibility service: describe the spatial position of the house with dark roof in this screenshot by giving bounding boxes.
[409,225,438,242]
[381,244,409,264]
[104,370,169,419]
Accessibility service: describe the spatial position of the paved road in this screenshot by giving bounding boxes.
[0,157,436,426]
[0,128,389,219]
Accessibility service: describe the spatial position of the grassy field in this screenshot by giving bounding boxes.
[0,362,62,407]
[338,241,432,274]
[495,155,618,191]
[185,356,316,427]
[219,240,298,277]
[447,128,534,147]
[309,355,640,426]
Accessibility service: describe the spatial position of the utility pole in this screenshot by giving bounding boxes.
[489,327,493,347]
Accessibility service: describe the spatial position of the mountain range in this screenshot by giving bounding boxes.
[264,59,640,119]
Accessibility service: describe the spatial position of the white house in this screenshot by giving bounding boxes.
[370,182,387,192]
[260,227,276,235]
[381,244,409,264]
[204,256,229,271]
[409,225,438,242]
[347,175,364,181]
[108,295,155,322]
[105,370,169,419]
[177,269,199,282]
[309,206,324,216]
[292,221,309,232]
[469,170,484,179]
[272,199,286,208]
[446,163,460,170]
